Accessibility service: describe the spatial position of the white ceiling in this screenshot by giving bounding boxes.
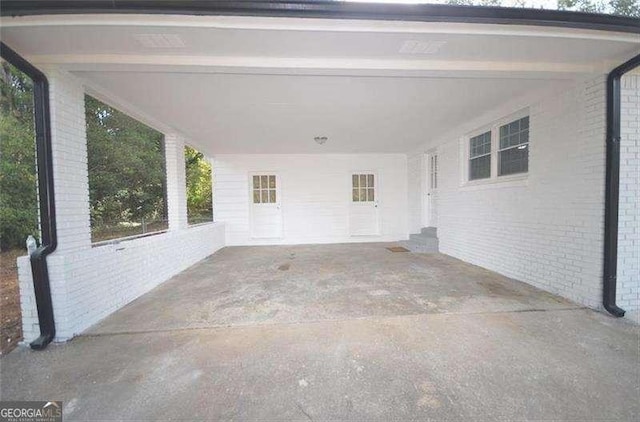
[76,71,563,154]
[1,14,638,154]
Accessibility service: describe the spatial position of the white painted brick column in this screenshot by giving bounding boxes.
[165,134,188,230]
[618,74,639,322]
[47,68,92,252]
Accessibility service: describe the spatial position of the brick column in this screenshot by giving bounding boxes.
[47,68,92,252]
[164,134,188,230]
[617,74,640,317]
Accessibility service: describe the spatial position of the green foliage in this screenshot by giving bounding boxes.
[445,0,639,16]
[85,95,167,238]
[558,0,640,17]
[446,0,502,6]
[185,146,213,224]
[0,61,38,251]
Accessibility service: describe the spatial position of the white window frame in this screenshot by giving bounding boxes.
[461,108,530,188]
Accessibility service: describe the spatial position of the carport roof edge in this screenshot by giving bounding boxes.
[1,1,639,34]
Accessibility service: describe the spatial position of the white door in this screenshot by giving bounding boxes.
[250,174,283,239]
[425,153,438,228]
[349,173,380,236]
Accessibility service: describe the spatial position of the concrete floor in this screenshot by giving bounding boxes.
[1,243,638,421]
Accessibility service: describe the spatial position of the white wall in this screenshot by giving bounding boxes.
[617,74,640,322]
[408,75,618,310]
[17,69,226,342]
[407,154,424,234]
[214,154,408,245]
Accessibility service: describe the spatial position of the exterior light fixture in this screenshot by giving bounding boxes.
[314,136,328,145]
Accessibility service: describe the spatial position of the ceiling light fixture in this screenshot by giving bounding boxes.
[314,136,328,145]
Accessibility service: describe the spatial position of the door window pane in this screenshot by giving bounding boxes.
[352,174,375,202]
[253,175,277,204]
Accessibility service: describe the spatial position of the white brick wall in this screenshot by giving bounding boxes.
[46,68,92,253]
[165,134,189,231]
[407,154,423,234]
[407,74,639,316]
[618,74,639,322]
[214,154,408,245]
[18,70,226,342]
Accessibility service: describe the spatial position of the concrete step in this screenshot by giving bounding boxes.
[400,239,439,253]
[420,227,437,237]
[401,230,439,253]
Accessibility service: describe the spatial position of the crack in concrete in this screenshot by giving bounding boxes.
[79,306,588,338]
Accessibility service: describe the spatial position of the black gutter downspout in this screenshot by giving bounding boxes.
[0,42,57,348]
[603,53,640,318]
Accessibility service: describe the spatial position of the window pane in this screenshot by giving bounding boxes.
[469,155,491,180]
[359,175,367,186]
[499,144,529,176]
[352,189,360,202]
[500,116,529,149]
[352,174,359,188]
[367,174,374,188]
[261,190,268,203]
[253,175,260,189]
[360,188,367,201]
[269,190,276,203]
[261,175,268,188]
[253,190,261,203]
[268,175,276,189]
[470,131,491,158]
[185,145,213,225]
[367,188,375,202]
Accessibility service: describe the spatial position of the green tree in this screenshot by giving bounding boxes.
[445,0,639,17]
[85,95,167,237]
[0,61,38,251]
[446,0,502,6]
[558,0,640,16]
[185,146,213,224]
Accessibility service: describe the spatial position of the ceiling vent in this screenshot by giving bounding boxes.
[399,40,446,55]
[133,34,186,49]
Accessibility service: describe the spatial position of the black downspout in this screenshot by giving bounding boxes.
[603,53,640,318]
[0,42,57,348]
